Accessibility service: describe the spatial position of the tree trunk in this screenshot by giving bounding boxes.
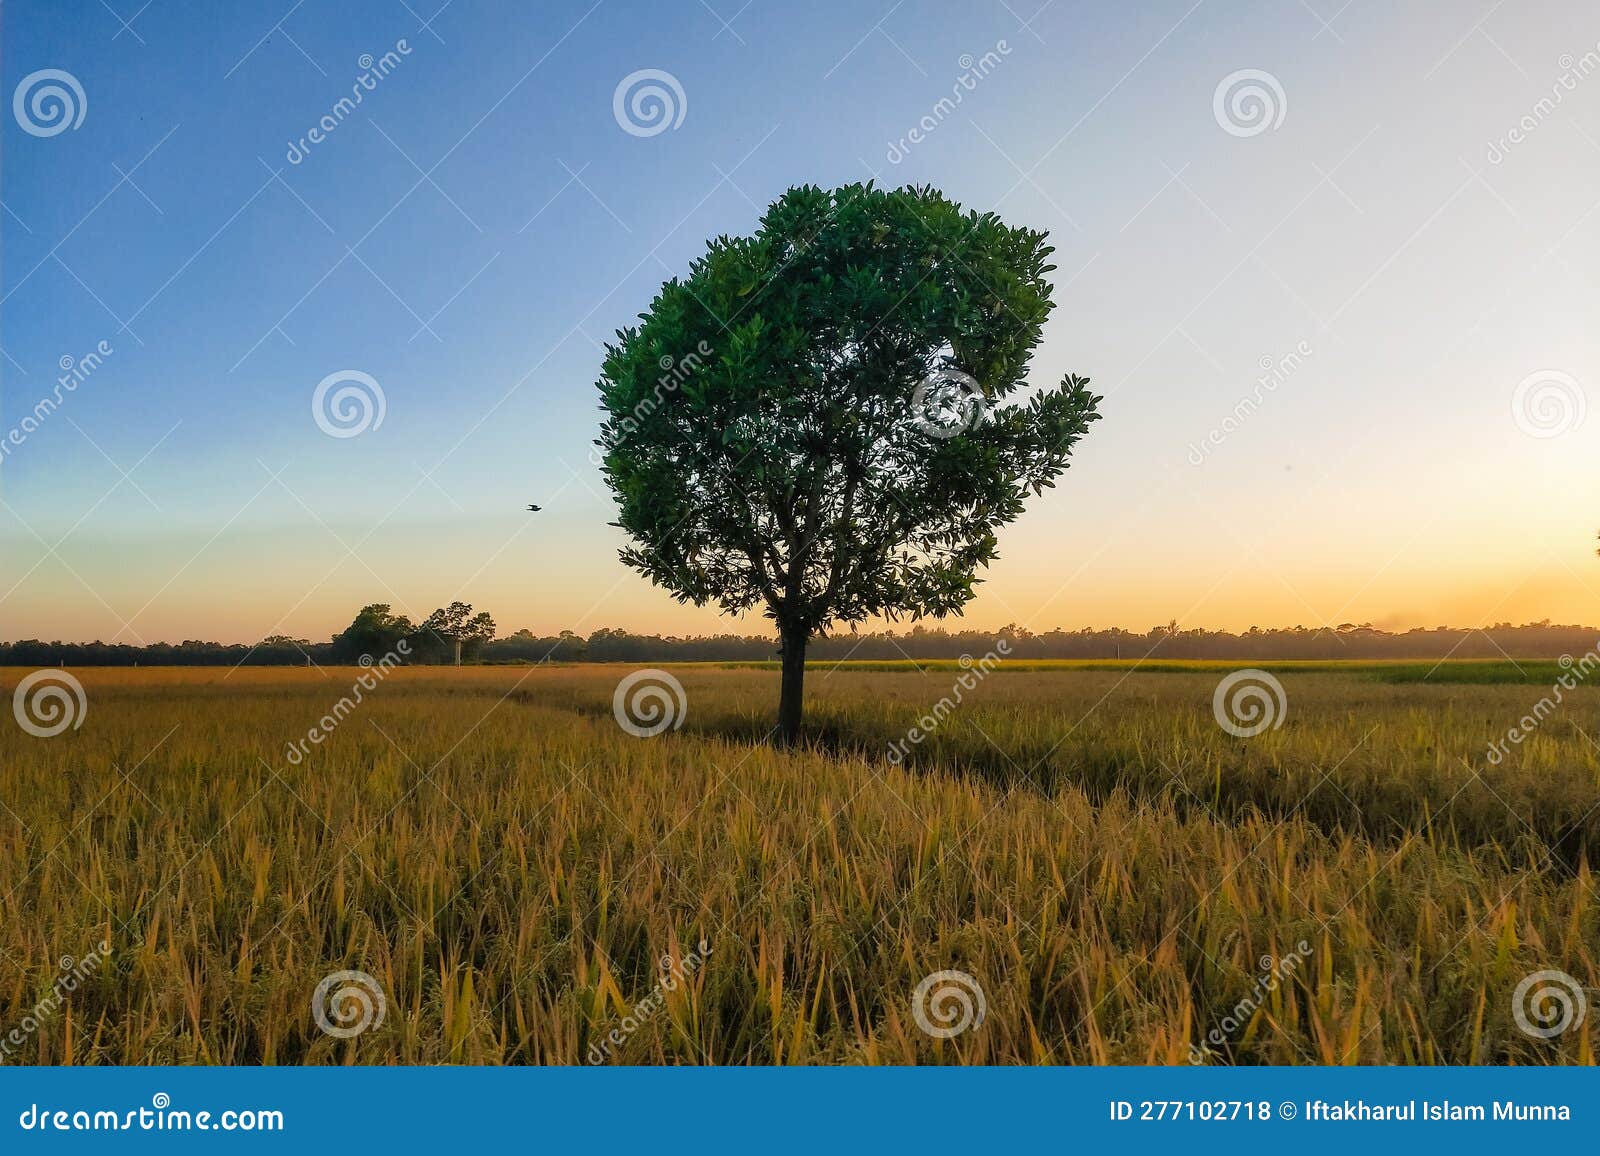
[777,623,809,746]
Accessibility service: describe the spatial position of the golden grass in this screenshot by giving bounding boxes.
[0,664,1594,1064]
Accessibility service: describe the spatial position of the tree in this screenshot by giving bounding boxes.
[416,602,497,664]
[331,604,413,663]
[463,611,497,660]
[595,183,1102,744]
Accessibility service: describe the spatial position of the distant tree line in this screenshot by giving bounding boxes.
[2,608,1597,666]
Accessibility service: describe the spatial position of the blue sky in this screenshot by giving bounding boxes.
[2,0,1596,643]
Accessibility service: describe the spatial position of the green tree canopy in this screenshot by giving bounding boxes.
[418,601,497,664]
[331,603,413,663]
[596,183,1101,741]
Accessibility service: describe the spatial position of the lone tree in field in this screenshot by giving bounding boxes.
[596,184,1101,744]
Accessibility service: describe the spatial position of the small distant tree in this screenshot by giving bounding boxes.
[551,629,587,662]
[418,601,496,664]
[259,634,314,665]
[463,611,497,661]
[596,183,1101,743]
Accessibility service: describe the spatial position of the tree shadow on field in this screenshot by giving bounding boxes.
[676,707,1593,878]
[546,689,1592,876]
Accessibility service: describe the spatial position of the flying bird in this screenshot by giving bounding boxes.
[527,504,542,513]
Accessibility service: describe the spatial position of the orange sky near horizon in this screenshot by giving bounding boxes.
[6,490,1595,645]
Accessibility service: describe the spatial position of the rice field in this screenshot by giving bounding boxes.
[0,662,1595,1065]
